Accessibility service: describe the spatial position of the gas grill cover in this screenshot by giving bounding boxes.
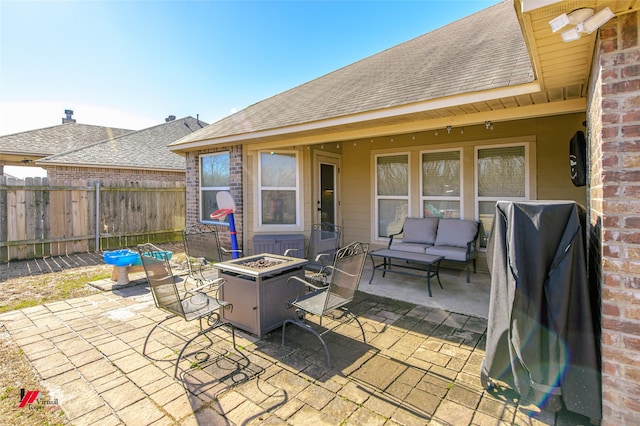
[481,201,601,420]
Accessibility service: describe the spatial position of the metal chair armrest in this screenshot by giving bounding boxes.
[287,275,325,291]
[321,265,357,278]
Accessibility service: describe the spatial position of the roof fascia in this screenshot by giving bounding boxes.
[514,0,546,90]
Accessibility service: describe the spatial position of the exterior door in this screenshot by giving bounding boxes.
[314,153,340,226]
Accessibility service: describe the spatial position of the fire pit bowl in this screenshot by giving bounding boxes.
[238,256,287,270]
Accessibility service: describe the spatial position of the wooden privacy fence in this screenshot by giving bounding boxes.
[0,176,186,262]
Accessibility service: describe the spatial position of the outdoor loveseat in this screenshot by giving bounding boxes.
[388,217,480,283]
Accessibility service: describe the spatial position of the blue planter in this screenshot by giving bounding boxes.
[104,249,173,267]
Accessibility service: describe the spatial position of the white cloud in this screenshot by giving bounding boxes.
[0,100,159,135]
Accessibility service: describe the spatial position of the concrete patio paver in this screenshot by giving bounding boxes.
[0,254,596,425]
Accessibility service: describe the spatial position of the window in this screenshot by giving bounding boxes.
[200,152,230,223]
[476,144,528,247]
[421,150,461,219]
[375,154,409,238]
[259,151,299,226]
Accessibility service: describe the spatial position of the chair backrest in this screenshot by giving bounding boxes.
[323,241,370,311]
[137,243,185,318]
[183,223,225,264]
[307,222,342,272]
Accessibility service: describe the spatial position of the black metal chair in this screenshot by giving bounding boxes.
[137,243,236,379]
[281,241,369,367]
[183,223,243,287]
[284,222,342,286]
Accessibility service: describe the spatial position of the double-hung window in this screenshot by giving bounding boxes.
[259,151,299,226]
[421,150,461,219]
[375,153,409,238]
[200,152,230,224]
[476,144,529,247]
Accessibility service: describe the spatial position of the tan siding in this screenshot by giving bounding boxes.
[535,114,588,205]
[340,142,372,245]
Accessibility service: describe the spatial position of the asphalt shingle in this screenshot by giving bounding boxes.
[37,117,206,170]
[0,123,133,157]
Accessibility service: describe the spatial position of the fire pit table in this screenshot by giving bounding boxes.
[213,253,308,338]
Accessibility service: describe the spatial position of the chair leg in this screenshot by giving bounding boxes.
[282,319,332,368]
[340,308,366,344]
[143,314,176,358]
[174,320,237,379]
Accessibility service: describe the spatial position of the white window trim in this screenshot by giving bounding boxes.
[255,149,304,232]
[373,152,411,244]
[199,151,230,225]
[419,147,464,219]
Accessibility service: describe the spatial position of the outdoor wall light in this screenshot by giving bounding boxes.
[549,7,614,42]
[446,126,452,134]
[485,121,494,130]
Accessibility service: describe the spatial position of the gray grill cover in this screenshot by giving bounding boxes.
[481,201,601,420]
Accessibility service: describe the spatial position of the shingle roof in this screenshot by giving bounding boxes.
[37,117,207,171]
[0,123,134,157]
[172,0,530,146]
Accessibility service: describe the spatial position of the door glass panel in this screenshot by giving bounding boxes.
[320,163,335,224]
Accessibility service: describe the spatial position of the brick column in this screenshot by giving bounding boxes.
[591,10,640,425]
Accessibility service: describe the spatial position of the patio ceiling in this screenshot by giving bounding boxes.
[518,0,640,92]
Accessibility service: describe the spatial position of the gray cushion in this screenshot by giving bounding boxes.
[434,219,478,248]
[427,245,472,261]
[401,217,439,245]
[389,241,431,253]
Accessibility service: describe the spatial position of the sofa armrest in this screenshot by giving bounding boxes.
[388,230,403,248]
[465,224,481,261]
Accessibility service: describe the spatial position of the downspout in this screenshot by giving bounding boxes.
[95,181,100,251]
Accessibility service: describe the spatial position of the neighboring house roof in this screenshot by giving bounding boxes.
[0,123,134,160]
[37,117,207,171]
[171,0,532,148]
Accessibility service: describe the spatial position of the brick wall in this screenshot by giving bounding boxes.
[46,166,185,185]
[185,145,243,250]
[591,10,640,425]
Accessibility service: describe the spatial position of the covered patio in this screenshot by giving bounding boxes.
[0,250,590,425]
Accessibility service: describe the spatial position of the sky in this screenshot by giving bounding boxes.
[1,0,499,176]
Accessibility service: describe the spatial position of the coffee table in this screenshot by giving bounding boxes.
[369,249,444,297]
